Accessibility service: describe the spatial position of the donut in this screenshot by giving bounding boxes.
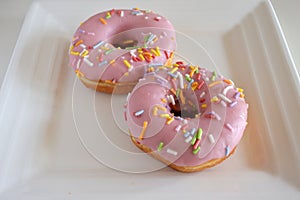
[124,62,248,172]
[69,8,176,93]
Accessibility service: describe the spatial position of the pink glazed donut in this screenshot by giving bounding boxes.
[125,62,248,172]
[69,8,176,93]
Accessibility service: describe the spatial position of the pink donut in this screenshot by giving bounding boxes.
[125,62,248,172]
[69,8,176,93]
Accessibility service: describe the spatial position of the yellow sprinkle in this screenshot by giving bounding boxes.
[81,50,89,57]
[70,51,80,56]
[153,107,158,116]
[180,90,185,105]
[201,104,207,108]
[191,82,199,91]
[211,96,219,102]
[123,40,134,44]
[208,80,223,87]
[124,72,129,76]
[190,67,197,77]
[109,59,115,64]
[153,37,158,43]
[170,88,176,94]
[99,18,107,25]
[240,93,245,98]
[139,54,145,61]
[160,114,170,118]
[155,47,161,56]
[170,67,178,74]
[138,121,148,140]
[161,98,167,103]
[237,88,244,93]
[105,80,112,83]
[173,63,179,67]
[148,67,155,72]
[151,49,159,56]
[166,117,174,125]
[156,105,167,111]
[123,60,131,68]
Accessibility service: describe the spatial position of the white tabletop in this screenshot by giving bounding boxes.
[0,0,299,88]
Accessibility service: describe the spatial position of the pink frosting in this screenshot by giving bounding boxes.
[125,63,248,167]
[69,9,176,83]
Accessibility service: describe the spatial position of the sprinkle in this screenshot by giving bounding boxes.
[184,132,190,138]
[152,107,158,116]
[211,96,219,102]
[164,50,169,59]
[201,104,207,108]
[146,34,156,45]
[160,114,169,118]
[123,60,131,68]
[155,47,161,56]
[149,63,163,67]
[139,54,145,61]
[237,88,244,93]
[93,41,104,49]
[70,51,80,56]
[169,95,175,105]
[161,98,167,103]
[109,59,116,65]
[166,117,174,125]
[98,60,108,67]
[223,79,233,85]
[229,101,237,107]
[187,79,194,89]
[185,136,193,143]
[99,18,107,25]
[211,71,217,81]
[185,74,192,82]
[197,73,202,80]
[218,93,232,103]
[134,110,144,117]
[193,139,201,149]
[196,128,203,139]
[177,72,184,89]
[157,142,164,151]
[150,49,159,56]
[208,80,223,87]
[170,67,178,74]
[193,146,201,155]
[191,135,197,145]
[175,125,182,132]
[154,16,161,21]
[167,148,178,156]
[120,10,124,17]
[208,134,215,144]
[183,119,188,124]
[234,92,241,99]
[83,58,93,67]
[225,146,230,156]
[225,123,233,132]
[179,90,185,105]
[138,121,148,140]
[156,105,167,111]
[223,85,234,95]
[104,48,114,55]
[176,89,180,97]
[200,91,206,98]
[168,72,178,78]
[191,82,199,91]
[75,39,83,46]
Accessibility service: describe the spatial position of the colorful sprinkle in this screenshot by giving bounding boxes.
[185,136,193,143]
[225,146,230,156]
[166,117,174,125]
[211,71,217,81]
[208,80,222,88]
[83,58,93,67]
[193,146,201,155]
[191,135,197,145]
[138,121,148,140]
[175,125,182,132]
[98,60,108,67]
[218,93,232,103]
[157,142,164,151]
[93,41,104,49]
[223,85,234,95]
[99,18,107,25]
[134,110,144,117]
[177,72,184,89]
[123,60,131,68]
[229,101,237,107]
[200,91,206,98]
[193,139,201,150]
[208,134,215,144]
[167,148,178,156]
[190,128,196,136]
[234,92,241,99]
[225,123,233,132]
[196,128,203,139]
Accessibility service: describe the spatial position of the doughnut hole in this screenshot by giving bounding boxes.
[109,32,138,49]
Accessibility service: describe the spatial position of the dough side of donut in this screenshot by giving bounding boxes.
[130,135,236,172]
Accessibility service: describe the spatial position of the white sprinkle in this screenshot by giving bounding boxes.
[93,41,104,49]
[126,92,131,102]
[218,93,232,103]
[223,85,234,95]
[120,11,124,17]
[205,77,209,81]
[134,110,144,117]
[221,100,227,107]
[76,59,81,69]
[177,72,184,89]
[145,16,149,19]
[212,111,221,120]
[183,119,188,124]
[169,95,175,105]
[79,44,86,49]
[167,148,178,156]
[87,32,95,36]
[225,146,230,156]
[83,58,93,67]
[185,136,193,143]
[175,125,182,132]
[208,134,215,144]
[190,128,196,136]
[98,60,107,67]
[200,91,206,98]
[225,123,233,132]
[136,12,143,16]
[128,67,133,72]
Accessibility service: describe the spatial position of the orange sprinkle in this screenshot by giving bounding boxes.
[75,40,83,46]
[153,107,158,116]
[156,105,167,111]
[201,104,207,108]
[109,59,115,64]
[191,82,199,91]
[75,70,84,77]
[161,98,167,103]
[208,80,223,87]
[99,18,107,25]
[138,121,148,140]
[223,79,233,85]
[166,117,174,125]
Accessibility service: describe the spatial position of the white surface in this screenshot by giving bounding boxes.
[0,0,300,199]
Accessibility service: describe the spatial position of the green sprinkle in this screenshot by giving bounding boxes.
[157,142,164,151]
[106,15,111,19]
[211,71,217,81]
[185,74,191,82]
[104,49,114,55]
[176,89,180,97]
[196,128,203,140]
[191,135,197,145]
[193,146,201,154]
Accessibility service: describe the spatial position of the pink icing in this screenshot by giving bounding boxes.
[69,9,176,83]
[125,63,248,167]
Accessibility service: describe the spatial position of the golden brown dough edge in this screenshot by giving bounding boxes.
[130,135,236,172]
[78,75,137,94]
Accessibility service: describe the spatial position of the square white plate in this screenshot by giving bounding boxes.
[0,0,299,199]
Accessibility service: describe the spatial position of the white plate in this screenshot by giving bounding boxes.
[0,0,300,199]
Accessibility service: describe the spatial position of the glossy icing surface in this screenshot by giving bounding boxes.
[69,9,176,83]
[125,63,248,167]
